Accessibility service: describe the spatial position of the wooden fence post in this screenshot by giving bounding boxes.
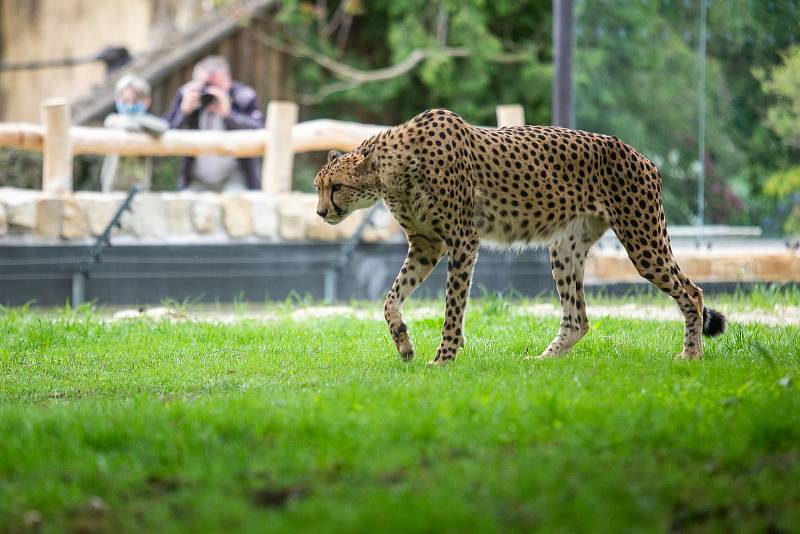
[41,98,73,194]
[496,104,525,127]
[263,100,298,194]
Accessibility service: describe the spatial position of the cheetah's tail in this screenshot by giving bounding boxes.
[702,307,727,337]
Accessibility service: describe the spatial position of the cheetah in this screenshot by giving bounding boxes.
[314,109,726,365]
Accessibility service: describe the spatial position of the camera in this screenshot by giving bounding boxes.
[199,84,216,108]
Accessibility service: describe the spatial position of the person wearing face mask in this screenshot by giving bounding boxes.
[100,75,168,192]
[163,55,265,192]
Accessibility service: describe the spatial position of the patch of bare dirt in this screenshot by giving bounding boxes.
[108,303,800,327]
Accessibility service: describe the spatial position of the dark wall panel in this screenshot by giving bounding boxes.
[0,243,553,307]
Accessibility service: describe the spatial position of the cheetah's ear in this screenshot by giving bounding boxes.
[327,150,342,163]
[354,148,378,174]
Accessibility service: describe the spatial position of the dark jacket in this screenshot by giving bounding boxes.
[164,81,265,190]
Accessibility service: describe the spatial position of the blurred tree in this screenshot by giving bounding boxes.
[757,45,800,235]
[574,0,740,225]
[757,46,800,147]
[573,0,800,229]
[707,0,800,233]
[268,0,553,126]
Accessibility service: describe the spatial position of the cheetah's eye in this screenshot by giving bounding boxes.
[331,184,343,192]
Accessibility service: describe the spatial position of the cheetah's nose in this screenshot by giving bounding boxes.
[316,209,327,218]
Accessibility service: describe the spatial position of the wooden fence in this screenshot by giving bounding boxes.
[0,100,526,194]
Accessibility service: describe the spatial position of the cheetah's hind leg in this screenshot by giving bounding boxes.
[529,216,608,360]
[611,215,722,359]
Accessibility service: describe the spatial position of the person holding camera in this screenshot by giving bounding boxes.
[164,56,265,192]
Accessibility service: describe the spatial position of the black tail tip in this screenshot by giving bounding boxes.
[703,307,727,337]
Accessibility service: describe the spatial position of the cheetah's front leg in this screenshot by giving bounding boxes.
[534,217,607,359]
[384,235,446,361]
[430,235,479,365]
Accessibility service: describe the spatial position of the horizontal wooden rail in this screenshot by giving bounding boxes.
[292,119,387,152]
[72,127,264,157]
[0,123,45,151]
[0,119,389,157]
[0,101,520,194]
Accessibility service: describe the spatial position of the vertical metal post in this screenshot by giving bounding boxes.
[71,271,85,308]
[696,0,708,247]
[322,205,381,303]
[323,269,337,304]
[553,0,574,128]
[72,186,140,307]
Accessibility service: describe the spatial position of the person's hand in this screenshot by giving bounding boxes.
[180,82,204,115]
[104,114,128,129]
[205,85,232,118]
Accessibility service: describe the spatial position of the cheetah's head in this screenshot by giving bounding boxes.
[314,149,381,225]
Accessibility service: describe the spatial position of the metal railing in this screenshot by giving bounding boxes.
[71,186,140,306]
[597,225,763,251]
[323,204,383,303]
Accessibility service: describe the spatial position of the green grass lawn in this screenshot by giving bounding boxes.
[1,296,799,533]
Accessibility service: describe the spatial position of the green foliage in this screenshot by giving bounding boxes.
[276,0,552,126]
[0,298,799,531]
[764,166,800,199]
[765,180,800,235]
[0,148,42,189]
[574,1,743,225]
[150,157,180,191]
[758,46,800,234]
[570,0,800,229]
[757,46,800,145]
[0,150,179,192]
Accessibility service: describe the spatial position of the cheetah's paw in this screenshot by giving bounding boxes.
[399,348,415,362]
[524,350,568,361]
[675,350,703,360]
[396,339,415,362]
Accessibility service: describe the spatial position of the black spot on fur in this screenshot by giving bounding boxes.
[702,307,727,337]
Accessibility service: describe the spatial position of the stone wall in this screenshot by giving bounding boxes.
[585,247,800,284]
[0,188,403,244]
[1,187,798,283]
